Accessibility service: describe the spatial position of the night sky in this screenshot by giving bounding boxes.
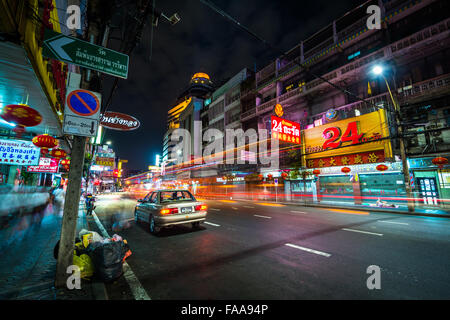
[101,0,364,171]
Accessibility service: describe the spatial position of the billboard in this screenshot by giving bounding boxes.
[271,116,301,144]
[302,109,392,168]
[0,138,40,166]
[95,157,115,167]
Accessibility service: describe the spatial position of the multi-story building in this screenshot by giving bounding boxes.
[162,73,213,169]
[240,0,450,208]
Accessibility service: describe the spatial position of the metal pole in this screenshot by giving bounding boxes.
[383,76,415,212]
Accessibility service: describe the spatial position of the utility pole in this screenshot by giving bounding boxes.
[384,77,415,212]
[372,65,414,212]
[55,135,86,287]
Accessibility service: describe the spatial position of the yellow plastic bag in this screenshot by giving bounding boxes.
[73,253,94,279]
[82,233,93,248]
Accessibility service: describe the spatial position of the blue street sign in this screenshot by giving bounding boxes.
[67,89,100,117]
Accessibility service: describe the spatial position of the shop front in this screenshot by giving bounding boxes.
[408,156,450,208]
[301,109,401,206]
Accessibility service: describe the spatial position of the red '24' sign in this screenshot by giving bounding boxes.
[322,121,363,150]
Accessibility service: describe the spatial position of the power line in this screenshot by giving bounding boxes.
[199,0,383,112]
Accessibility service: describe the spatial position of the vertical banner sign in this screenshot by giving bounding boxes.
[271,116,301,143]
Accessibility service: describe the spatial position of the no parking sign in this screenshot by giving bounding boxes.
[63,87,101,137]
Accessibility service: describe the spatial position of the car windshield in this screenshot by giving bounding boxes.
[160,191,195,203]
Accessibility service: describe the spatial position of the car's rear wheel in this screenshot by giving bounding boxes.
[192,221,201,229]
[149,214,160,234]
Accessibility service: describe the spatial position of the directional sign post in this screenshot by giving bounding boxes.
[43,28,129,79]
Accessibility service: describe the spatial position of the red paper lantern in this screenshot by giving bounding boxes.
[50,148,67,159]
[281,172,288,179]
[258,174,263,180]
[1,104,42,136]
[267,174,273,180]
[376,164,388,172]
[313,169,321,176]
[341,167,351,174]
[432,157,448,169]
[32,134,57,155]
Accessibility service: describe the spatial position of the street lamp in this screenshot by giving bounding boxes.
[106,140,112,145]
[371,64,414,212]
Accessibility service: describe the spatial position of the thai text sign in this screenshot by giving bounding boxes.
[96,157,115,167]
[43,29,129,79]
[27,157,60,173]
[303,109,392,167]
[0,138,40,165]
[271,116,301,144]
[100,111,140,131]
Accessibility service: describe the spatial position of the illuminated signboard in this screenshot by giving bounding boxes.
[27,157,60,173]
[0,138,40,166]
[302,109,392,168]
[96,157,115,167]
[271,116,301,144]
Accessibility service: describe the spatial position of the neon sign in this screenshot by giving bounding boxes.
[271,116,301,144]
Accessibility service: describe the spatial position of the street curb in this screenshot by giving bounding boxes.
[276,202,450,218]
[201,197,450,218]
[80,201,109,300]
[90,210,151,300]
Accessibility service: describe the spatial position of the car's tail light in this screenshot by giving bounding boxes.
[160,208,178,215]
[195,204,207,211]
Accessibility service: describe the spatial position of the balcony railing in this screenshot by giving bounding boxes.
[278,87,303,103]
[390,17,450,55]
[256,98,277,114]
[241,108,257,121]
[399,73,450,102]
[256,62,276,83]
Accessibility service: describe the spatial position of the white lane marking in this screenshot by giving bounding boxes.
[342,228,383,236]
[243,206,255,208]
[204,221,220,227]
[378,221,409,226]
[254,214,272,219]
[209,208,221,211]
[290,210,307,214]
[232,207,238,210]
[91,210,151,300]
[285,243,331,257]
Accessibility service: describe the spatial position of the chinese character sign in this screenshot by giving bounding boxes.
[0,138,40,166]
[96,157,115,167]
[303,109,392,167]
[271,116,301,144]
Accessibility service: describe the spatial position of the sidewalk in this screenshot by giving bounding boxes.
[0,200,95,300]
[198,195,450,218]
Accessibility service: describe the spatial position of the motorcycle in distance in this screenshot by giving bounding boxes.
[85,193,96,216]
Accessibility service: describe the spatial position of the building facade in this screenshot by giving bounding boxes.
[234,0,450,208]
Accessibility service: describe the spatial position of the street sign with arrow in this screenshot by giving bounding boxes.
[63,87,101,137]
[42,28,129,79]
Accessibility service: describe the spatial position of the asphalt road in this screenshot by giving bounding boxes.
[91,194,450,299]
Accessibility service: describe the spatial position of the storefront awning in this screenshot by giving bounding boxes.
[0,41,62,136]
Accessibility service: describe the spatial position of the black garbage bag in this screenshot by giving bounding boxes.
[87,241,128,282]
